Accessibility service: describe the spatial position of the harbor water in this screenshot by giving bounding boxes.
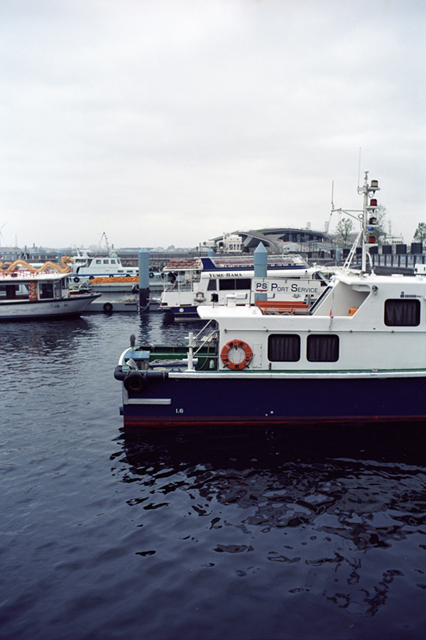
[1,313,426,640]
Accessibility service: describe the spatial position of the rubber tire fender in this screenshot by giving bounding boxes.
[124,371,147,394]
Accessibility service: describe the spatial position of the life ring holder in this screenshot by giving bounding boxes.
[220,339,253,370]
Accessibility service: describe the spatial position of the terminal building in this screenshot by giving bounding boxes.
[197,228,333,259]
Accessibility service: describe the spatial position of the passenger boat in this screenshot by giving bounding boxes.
[71,248,138,283]
[0,259,100,320]
[159,254,329,321]
[115,173,426,427]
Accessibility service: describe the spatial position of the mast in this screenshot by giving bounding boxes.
[358,171,380,272]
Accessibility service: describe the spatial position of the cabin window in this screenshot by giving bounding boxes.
[207,279,217,291]
[268,334,300,362]
[39,282,54,299]
[103,259,109,264]
[111,259,116,264]
[0,284,19,299]
[96,259,101,264]
[235,278,251,290]
[384,299,420,326]
[309,285,332,313]
[218,278,251,291]
[219,279,235,291]
[307,334,339,362]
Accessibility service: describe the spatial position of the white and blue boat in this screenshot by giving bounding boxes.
[159,254,330,321]
[115,173,426,427]
[71,248,138,283]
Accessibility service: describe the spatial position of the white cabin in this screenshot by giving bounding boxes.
[71,249,138,280]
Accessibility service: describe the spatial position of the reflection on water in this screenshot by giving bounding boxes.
[114,424,426,626]
[0,316,91,355]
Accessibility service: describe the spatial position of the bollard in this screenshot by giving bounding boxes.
[254,242,268,302]
[138,250,150,313]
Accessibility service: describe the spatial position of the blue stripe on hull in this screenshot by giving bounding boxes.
[121,375,426,427]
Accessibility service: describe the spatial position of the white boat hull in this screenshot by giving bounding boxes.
[0,294,100,320]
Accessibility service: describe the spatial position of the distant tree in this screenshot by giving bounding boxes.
[372,205,387,245]
[413,222,426,246]
[335,218,354,248]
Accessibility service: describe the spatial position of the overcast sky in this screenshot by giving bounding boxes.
[1,0,425,250]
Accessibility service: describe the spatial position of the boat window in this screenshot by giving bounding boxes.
[103,259,109,264]
[96,259,102,264]
[39,282,54,299]
[0,284,19,299]
[268,334,300,361]
[309,285,332,314]
[207,279,217,291]
[235,278,252,290]
[384,299,420,326]
[54,281,62,298]
[111,260,116,264]
[219,279,235,291]
[307,334,339,362]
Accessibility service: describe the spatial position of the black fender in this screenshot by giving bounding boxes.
[124,371,147,394]
[114,365,126,381]
[114,366,169,384]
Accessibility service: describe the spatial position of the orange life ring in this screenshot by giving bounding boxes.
[220,339,253,370]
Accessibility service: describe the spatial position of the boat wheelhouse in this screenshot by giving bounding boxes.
[115,173,426,427]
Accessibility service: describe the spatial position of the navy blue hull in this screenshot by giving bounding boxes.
[121,374,426,427]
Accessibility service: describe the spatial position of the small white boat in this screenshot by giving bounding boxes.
[0,259,100,320]
[71,248,138,283]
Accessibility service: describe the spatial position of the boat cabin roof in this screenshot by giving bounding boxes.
[0,270,69,282]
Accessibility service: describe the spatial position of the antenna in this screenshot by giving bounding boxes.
[325,181,335,234]
[357,148,362,188]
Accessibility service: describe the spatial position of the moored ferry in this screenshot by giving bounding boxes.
[71,248,138,282]
[159,254,331,321]
[0,259,100,320]
[115,173,426,427]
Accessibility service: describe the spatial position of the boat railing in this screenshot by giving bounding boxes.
[255,300,310,315]
[193,319,219,355]
[163,281,193,292]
